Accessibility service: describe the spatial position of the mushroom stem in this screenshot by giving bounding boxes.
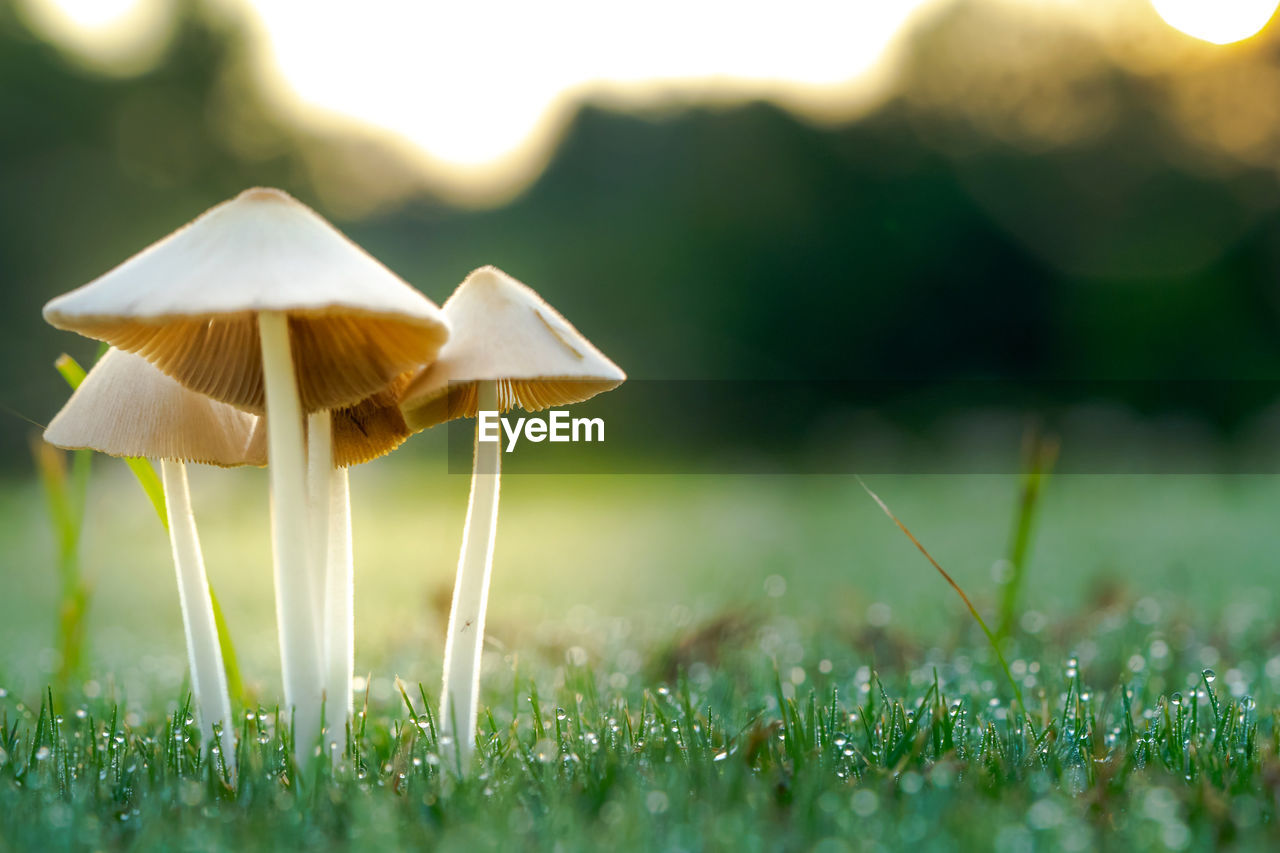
[307,410,349,762]
[306,412,331,641]
[160,459,235,777]
[323,465,354,761]
[259,311,322,769]
[439,379,502,772]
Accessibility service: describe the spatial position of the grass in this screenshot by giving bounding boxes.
[4,462,1280,848]
[1,612,1278,850]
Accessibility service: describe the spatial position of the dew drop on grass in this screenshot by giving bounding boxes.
[1203,669,1216,683]
[35,747,50,761]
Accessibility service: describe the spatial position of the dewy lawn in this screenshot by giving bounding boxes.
[2,466,1280,849]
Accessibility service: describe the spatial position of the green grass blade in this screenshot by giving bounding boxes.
[995,426,1059,641]
[54,352,95,531]
[32,434,90,694]
[208,585,245,706]
[53,352,88,389]
[857,476,1028,719]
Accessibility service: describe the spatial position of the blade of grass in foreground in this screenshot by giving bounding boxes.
[32,438,91,698]
[857,476,1027,718]
[55,353,245,704]
[995,425,1059,642]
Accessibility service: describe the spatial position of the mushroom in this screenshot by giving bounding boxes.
[399,266,624,769]
[251,375,413,761]
[42,188,449,766]
[44,348,265,774]
[320,375,414,760]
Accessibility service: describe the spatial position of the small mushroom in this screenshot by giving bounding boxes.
[319,374,414,760]
[43,188,449,765]
[400,266,624,770]
[44,348,264,774]
[250,375,413,761]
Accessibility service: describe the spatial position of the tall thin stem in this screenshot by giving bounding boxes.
[323,465,354,761]
[161,459,235,775]
[307,412,331,643]
[439,379,502,772]
[259,311,322,770]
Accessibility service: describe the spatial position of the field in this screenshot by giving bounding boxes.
[2,459,1280,849]
[5,1,1280,847]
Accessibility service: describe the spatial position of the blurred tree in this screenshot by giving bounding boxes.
[5,0,1280,468]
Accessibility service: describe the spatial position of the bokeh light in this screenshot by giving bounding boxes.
[1150,0,1279,44]
[17,0,170,74]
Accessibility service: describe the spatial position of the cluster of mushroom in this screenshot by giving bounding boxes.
[41,188,624,775]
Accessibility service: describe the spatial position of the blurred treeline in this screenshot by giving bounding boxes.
[3,0,1280,467]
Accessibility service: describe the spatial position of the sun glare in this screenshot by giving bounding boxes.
[25,0,946,202]
[18,0,169,73]
[242,0,939,200]
[33,0,1277,203]
[1150,0,1279,44]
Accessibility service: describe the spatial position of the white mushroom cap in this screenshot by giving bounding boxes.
[42,187,450,414]
[399,266,625,431]
[45,348,264,467]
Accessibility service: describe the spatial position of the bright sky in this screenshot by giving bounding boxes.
[250,0,954,205]
[256,1,938,162]
[12,0,946,202]
[18,0,1280,202]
